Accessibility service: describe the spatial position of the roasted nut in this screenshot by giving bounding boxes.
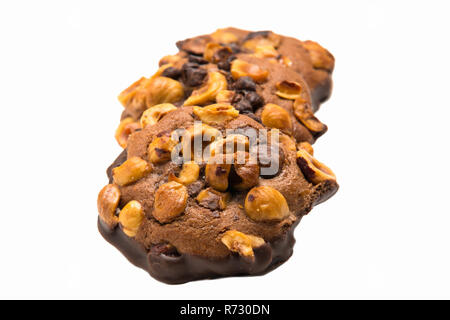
[254,45,279,58]
[144,76,184,108]
[243,36,279,51]
[298,141,314,156]
[112,157,152,186]
[296,149,336,184]
[221,230,265,258]
[203,43,233,63]
[231,59,269,83]
[159,54,182,67]
[205,155,231,192]
[303,40,335,72]
[261,103,293,135]
[168,161,200,185]
[184,71,228,106]
[193,104,239,125]
[211,29,239,44]
[216,90,235,103]
[97,184,120,229]
[118,200,144,237]
[231,151,260,190]
[279,134,297,152]
[244,186,290,221]
[177,35,211,55]
[140,103,177,128]
[275,81,303,100]
[181,124,221,162]
[148,135,178,164]
[153,181,188,223]
[115,117,141,148]
[196,187,230,210]
[279,55,293,67]
[208,134,249,158]
[118,77,147,107]
[293,99,327,136]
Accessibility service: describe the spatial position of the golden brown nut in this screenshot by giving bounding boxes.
[144,76,184,108]
[298,141,314,156]
[242,35,281,52]
[112,157,152,186]
[140,103,177,128]
[216,90,235,104]
[275,81,303,100]
[118,200,144,237]
[261,103,293,135]
[184,71,228,106]
[205,155,231,192]
[181,124,221,162]
[148,135,178,164]
[168,161,200,185]
[303,40,335,72]
[97,184,120,229]
[296,149,336,184]
[279,134,297,152]
[232,152,260,190]
[159,54,182,67]
[118,77,147,107]
[193,104,239,125]
[231,59,269,83]
[115,117,141,149]
[211,29,238,44]
[279,55,293,67]
[244,186,290,221]
[293,99,327,136]
[196,188,230,210]
[153,181,188,223]
[221,230,265,258]
[208,134,249,158]
[203,43,232,63]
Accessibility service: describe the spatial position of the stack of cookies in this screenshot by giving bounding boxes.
[97,28,338,284]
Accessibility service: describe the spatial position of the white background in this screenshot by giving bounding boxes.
[1,0,449,299]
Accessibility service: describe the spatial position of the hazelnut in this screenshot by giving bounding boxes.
[159,54,182,67]
[118,77,147,107]
[193,104,239,125]
[303,40,335,72]
[293,99,327,136]
[148,135,178,164]
[244,186,290,221]
[168,161,200,185]
[279,56,293,67]
[231,59,269,83]
[140,103,177,128]
[112,157,152,186]
[118,200,144,237]
[231,151,260,190]
[298,141,314,156]
[296,149,336,184]
[221,230,265,258]
[144,76,184,108]
[208,134,249,158]
[279,134,297,152]
[211,29,239,44]
[196,187,230,210]
[216,90,235,104]
[205,155,231,192]
[184,71,228,106]
[181,124,221,162]
[261,103,293,135]
[97,184,120,229]
[115,117,141,149]
[203,43,232,64]
[275,81,303,100]
[153,181,188,223]
[254,45,279,58]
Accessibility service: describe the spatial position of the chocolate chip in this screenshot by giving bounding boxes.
[217,60,231,71]
[181,63,207,87]
[234,76,256,91]
[161,67,181,79]
[188,55,208,65]
[235,99,253,114]
[228,43,242,54]
[244,31,270,42]
[245,91,264,108]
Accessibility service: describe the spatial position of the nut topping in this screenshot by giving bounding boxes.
[298,141,314,156]
[118,77,146,107]
[148,135,178,164]
[140,103,177,128]
[275,81,303,100]
[231,59,269,83]
[261,103,293,135]
[244,186,290,221]
[216,90,235,104]
[193,104,239,125]
[115,117,141,149]
[203,43,233,64]
[205,155,231,192]
[119,200,144,237]
[211,29,239,44]
[196,188,230,210]
[303,40,335,72]
[293,99,327,136]
[153,181,188,223]
[97,184,120,229]
[112,157,152,186]
[184,71,228,106]
[221,230,265,258]
[231,151,260,190]
[144,76,184,108]
[168,161,200,185]
[296,149,336,184]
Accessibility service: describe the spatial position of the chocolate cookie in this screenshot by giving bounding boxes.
[98,105,338,284]
[115,28,332,149]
